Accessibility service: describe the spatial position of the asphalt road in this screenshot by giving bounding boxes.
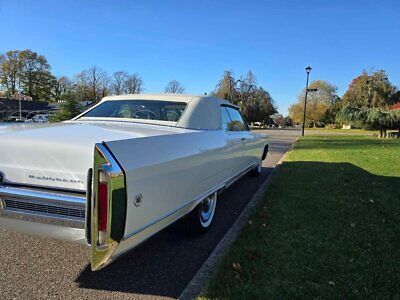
[0,129,299,299]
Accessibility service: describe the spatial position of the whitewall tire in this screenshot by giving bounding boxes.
[184,192,217,234]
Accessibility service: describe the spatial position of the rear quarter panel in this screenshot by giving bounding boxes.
[104,130,235,239]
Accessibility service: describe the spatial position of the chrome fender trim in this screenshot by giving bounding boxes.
[91,143,127,271]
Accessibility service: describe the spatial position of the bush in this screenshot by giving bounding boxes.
[50,92,82,122]
[336,105,400,138]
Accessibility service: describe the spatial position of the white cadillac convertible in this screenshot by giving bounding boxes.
[0,94,268,271]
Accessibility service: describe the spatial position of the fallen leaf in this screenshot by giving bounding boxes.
[328,281,335,286]
[248,220,253,225]
[232,262,242,273]
[262,223,266,227]
[369,199,375,203]
[351,223,356,228]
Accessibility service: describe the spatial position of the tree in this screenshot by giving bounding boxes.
[239,87,277,123]
[125,73,143,94]
[111,71,128,95]
[0,49,55,101]
[214,70,237,102]
[0,50,22,97]
[336,105,400,138]
[52,76,73,102]
[165,80,185,94]
[213,70,277,123]
[288,80,338,126]
[18,49,55,101]
[74,71,90,101]
[86,66,103,102]
[74,67,110,101]
[342,70,398,108]
[99,72,111,99]
[50,91,82,122]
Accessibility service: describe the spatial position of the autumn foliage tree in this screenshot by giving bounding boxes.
[0,49,145,103]
[289,80,339,126]
[0,49,55,101]
[342,70,398,108]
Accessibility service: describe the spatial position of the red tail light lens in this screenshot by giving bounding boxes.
[98,174,108,233]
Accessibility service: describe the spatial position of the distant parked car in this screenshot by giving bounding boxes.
[32,114,49,123]
[252,122,264,129]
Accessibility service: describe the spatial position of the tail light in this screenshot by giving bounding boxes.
[97,170,108,245]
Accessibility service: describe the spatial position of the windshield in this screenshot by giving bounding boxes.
[80,100,187,122]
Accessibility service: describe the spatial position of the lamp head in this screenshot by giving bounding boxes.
[305,66,312,74]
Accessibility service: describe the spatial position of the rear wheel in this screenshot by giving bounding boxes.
[184,192,217,234]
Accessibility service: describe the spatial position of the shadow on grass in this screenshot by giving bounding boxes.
[203,161,400,299]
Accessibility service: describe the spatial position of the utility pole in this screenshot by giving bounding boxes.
[19,97,22,120]
[302,66,312,137]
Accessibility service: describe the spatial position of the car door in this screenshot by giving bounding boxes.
[222,106,249,172]
[224,106,257,169]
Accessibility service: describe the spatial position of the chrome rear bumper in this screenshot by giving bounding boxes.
[0,185,87,243]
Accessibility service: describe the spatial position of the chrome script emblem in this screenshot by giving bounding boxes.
[28,174,84,184]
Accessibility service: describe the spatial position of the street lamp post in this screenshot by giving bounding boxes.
[302,66,312,137]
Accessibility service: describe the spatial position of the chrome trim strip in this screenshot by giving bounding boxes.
[2,181,86,194]
[0,186,86,207]
[0,185,86,227]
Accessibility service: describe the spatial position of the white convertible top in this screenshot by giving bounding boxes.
[94,93,236,130]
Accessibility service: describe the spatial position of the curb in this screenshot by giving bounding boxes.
[179,147,293,300]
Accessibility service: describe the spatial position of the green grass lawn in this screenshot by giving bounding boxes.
[305,128,376,135]
[200,135,400,299]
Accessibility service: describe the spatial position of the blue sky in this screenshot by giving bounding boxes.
[1,0,399,115]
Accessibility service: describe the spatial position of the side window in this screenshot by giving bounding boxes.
[220,107,231,131]
[225,107,249,131]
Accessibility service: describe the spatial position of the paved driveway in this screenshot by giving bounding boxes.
[0,129,299,299]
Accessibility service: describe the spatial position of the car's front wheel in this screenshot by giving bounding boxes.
[184,192,217,234]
